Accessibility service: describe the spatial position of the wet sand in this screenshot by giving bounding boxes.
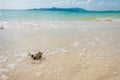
[0,22,120,80]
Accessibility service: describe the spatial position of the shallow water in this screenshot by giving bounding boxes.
[0,27,120,80]
[0,10,120,21]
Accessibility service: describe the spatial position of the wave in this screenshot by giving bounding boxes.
[0,19,120,29]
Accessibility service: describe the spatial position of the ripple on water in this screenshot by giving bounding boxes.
[87,37,107,47]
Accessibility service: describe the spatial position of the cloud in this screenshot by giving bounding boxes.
[54,0,120,10]
[85,1,120,11]
[0,0,119,10]
[86,0,92,3]
[54,0,93,5]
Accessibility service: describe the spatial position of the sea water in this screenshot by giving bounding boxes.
[0,10,120,28]
[0,10,120,21]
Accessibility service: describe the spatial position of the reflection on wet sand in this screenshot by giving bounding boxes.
[0,27,120,80]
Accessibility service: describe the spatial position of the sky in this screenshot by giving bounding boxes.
[0,0,120,11]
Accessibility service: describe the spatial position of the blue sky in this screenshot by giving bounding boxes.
[0,0,120,10]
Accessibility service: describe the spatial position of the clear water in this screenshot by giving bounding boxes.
[0,10,120,21]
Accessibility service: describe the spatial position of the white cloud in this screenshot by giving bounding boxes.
[54,0,93,5]
[0,0,119,10]
[54,0,120,10]
[86,0,92,3]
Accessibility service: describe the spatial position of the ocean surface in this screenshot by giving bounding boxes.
[0,10,120,21]
[0,10,120,28]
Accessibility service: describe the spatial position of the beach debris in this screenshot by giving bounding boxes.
[29,51,43,60]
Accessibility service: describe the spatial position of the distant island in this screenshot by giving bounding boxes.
[28,7,87,11]
[0,7,119,12]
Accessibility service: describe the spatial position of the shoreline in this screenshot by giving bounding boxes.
[0,19,120,29]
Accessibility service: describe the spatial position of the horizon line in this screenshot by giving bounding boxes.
[0,7,120,11]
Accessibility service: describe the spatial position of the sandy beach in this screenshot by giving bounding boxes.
[0,20,120,80]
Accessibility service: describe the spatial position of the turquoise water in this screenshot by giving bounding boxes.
[0,10,120,21]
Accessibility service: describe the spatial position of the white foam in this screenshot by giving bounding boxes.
[14,52,27,58]
[0,56,8,63]
[1,75,9,80]
[87,41,96,47]
[71,41,80,47]
[1,19,120,29]
[79,53,85,57]
[7,63,16,69]
[44,50,58,56]
[58,48,69,53]
[110,50,120,53]
[0,69,8,72]
[87,37,107,47]
[94,37,107,46]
